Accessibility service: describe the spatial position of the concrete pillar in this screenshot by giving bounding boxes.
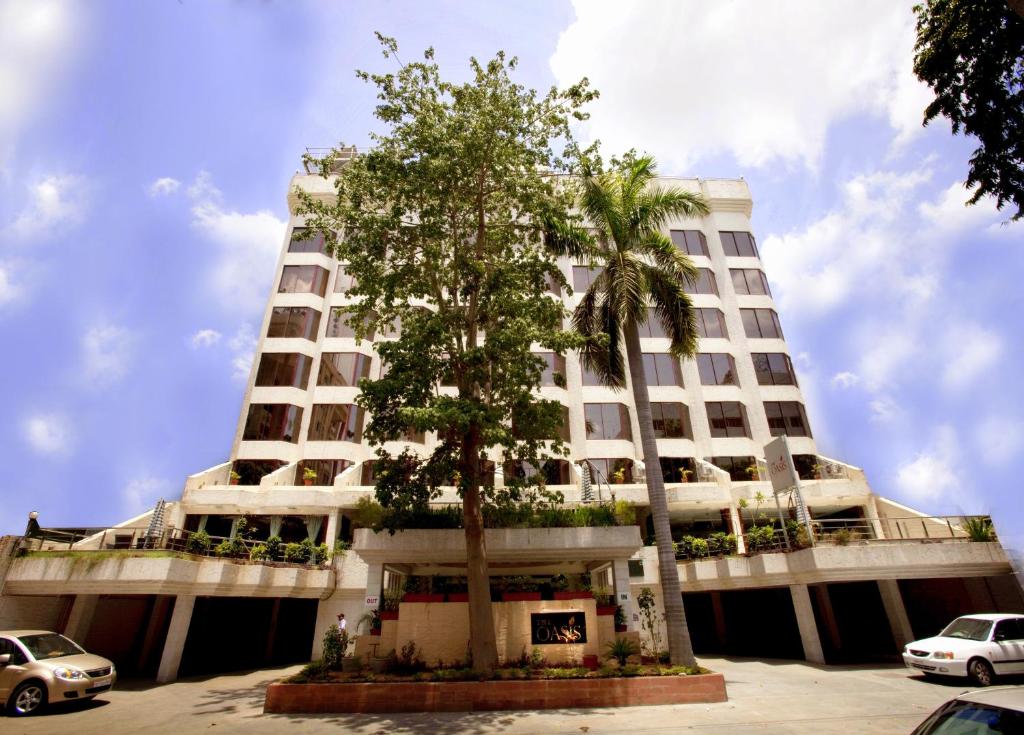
[63,594,99,644]
[789,583,825,664]
[324,510,341,555]
[611,559,637,631]
[156,595,196,683]
[866,495,885,539]
[878,579,915,649]
[812,585,842,654]
[710,591,728,649]
[364,562,384,615]
[728,505,746,554]
[137,596,173,672]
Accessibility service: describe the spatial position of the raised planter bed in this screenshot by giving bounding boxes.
[553,591,593,600]
[265,673,727,713]
[402,593,445,603]
[596,605,617,616]
[501,592,542,602]
[446,593,469,602]
[615,624,628,632]
[379,610,399,621]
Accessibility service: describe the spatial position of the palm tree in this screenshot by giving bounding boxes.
[571,154,709,666]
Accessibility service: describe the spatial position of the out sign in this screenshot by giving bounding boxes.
[365,595,379,607]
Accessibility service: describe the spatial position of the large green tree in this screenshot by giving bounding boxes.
[570,154,709,667]
[298,35,596,675]
[913,0,1024,221]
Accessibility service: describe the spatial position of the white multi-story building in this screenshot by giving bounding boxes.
[1,154,1019,681]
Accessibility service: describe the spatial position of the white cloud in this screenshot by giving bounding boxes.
[228,323,257,382]
[122,476,172,516]
[975,416,1024,467]
[186,171,286,315]
[81,323,134,385]
[894,425,962,503]
[6,174,88,238]
[869,396,901,424]
[550,0,928,171]
[190,328,222,348]
[939,324,1002,392]
[0,262,19,306]
[23,412,72,456]
[148,177,181,197]
[830,371,860,390]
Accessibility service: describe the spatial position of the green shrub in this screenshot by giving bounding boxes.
[265,535,282,560]
[963,517,994,542]
[352,496,385,531]
[249,544,269,561]
[689,537,709,557]
[185,530,211,555]
[605,637,640,666]
[745,525,776,551]
[707,531,737,555]
[613,499,636,526]
[831,528,852,546]
[283,542,308,563]
[214,537,246,558]
[322,624,345,670]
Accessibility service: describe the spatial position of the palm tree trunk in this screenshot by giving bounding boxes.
[623,320,696,667]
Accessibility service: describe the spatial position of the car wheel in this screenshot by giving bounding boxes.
[7,681,48,716]
[968,658,995,687]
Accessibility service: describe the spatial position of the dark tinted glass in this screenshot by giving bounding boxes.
[730,269,771,296]
[586,458,634,483]
[267,306,321,340]
[538,353,566,386]
[504,459,571,485]
[639,308,669,338]
[660,457,697,483]
[741,308,783,339]
[651,403,692,438]
[572,266,602,291]
[242,404,303,442]
[753,353,797,385]
[697,353,738,385]
[695,308,728,339]
[719,231,758,257]
[642,353,683,386]
[317,352,373,387]
[584,403,632,440]
[288,227,327,254]
[708,456,757,481]
[670,230,709,257]
[296,459,352,486]
[255,352,313,388]
[231,459,285,485]
[278,265,329,296]
[326,309,377,339]
[307,404,364,442]
[334,265,357,293]
[706,402,750,438]
[581,363,604,386]
[764,401,811,437]
[684,268,718,295]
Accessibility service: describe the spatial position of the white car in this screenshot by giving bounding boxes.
[903,613,1024,686]
[911,686,1024,734]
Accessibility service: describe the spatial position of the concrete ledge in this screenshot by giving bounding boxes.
[263,673,727,713]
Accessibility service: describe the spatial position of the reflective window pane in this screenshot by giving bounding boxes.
[267,306,321,340]
[254,352,313,388]
[278,265,329,296]
[307,404,364,442]
[287,227,328,254]
[242,404,303,443]
[317,352,373,387]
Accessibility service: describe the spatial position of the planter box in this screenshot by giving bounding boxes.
[615,624,628,632]
[265,673,728,713]
[596,605,617,616]
[379,610,399,621]
[502,592,542,602]
[582,654,599,670]
[446,593,469,602]
[369,628,381,636]
[403,593,445,603]
[553,591,593,600]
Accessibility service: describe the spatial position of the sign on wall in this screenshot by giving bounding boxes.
[764,436,798,495]
[531,611,587,645]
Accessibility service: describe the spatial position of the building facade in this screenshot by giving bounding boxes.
[1,155,1020,681]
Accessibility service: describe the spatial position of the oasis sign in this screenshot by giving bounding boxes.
[531,611,587,645]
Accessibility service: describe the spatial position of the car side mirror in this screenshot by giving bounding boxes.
[0,653,10,666]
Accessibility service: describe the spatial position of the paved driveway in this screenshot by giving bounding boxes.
[4,657,1021,734]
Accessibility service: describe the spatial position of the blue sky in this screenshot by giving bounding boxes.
[1,1,1021,551]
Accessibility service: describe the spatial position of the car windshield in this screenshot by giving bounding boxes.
[17,633,85,661]
[939,618,993,642]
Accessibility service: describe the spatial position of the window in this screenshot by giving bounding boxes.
[504,459,571,485]
[267,306,321,340]
[730,268,771,296]
[695,308,728,339]
[242,404,302,443]
[0,637,27,666]
[572,266,602,291]
[278,265,329,296]
[325,309,377,339]
[764,401,811,437]
[752,353,797,386]
[546,273,561,296]
[254,353,313,389]
[651,402,692,438]
[697,353,739,385]
[287,227,327,254]
[660,457,696,483]
[910,699,1024,735]
[537,352,566,387]
[670,230,708,256]
[741,308,784,339]
[230,459,285,485]
[584,403,632,440]
[317,352,373,387]
[513,404,570,442]
[307,404,364,442]
[334,264,357,293]
[708,456,757,481]
[719,231,758,257]
[683,268,718,295]
[581,362,605,386]
[706,402,750,438]
[639,308,670,338]
[586,458,634,484]
[297,459,352,486]
[642,353,683,386]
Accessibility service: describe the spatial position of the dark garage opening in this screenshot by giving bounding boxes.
[682,588,804,659]
[812,582,896,663]
[178,597,317,677]
[82,595,174,678]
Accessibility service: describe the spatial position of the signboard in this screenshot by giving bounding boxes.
[531,611,587,645]
[365,595,379,608]
[764,436,798,495]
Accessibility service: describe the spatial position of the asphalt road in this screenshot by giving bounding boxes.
[4,656,1020,734]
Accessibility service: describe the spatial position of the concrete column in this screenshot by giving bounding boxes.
[812,585,842,653]
[324,510,341,555]
[611,559,637,631]
[156,595,196,683]
[364,562,384,614]
[728,505,746,554]
[63,594,99,644]
[710,591,728,649]
[789,583,825,664]
[866,495,885,539]
[878,579,915,649]
[137,596,173,672]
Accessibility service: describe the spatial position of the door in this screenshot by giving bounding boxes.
[991,619,1024,674]
[0,637,29,702]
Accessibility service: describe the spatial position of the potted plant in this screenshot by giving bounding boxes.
[379,590,402,620]
[679,468,694,483]
[444,576,469,602]
[402,575,444,603]
[228,470,241,486]
[360,608,382,635]
[594,585,616,615]
[745,464,760,481]
[302,466,318,486]
[609,467,626,484]
[614,604,628,632]
[551,573,593,600]
[500,575,541,601]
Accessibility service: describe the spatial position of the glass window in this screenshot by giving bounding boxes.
[912,699,1024,734]
[504,459,571,485]
[326,309,377,339]
[706,402,750,438]
[639,308,670,338]
[651,403,692,439]
[581,362,605,386]
[584,403,632,440]
[764,402,811,437]
[513,404,570,442]
[297,459,352,486]
[752,353,797,386]
[254,353,313,389]
[278,265,329,296]
[267,306,321,340]
[242,404,303,443]
[586,458,634,484]
[741,308,784,339]
[16,633,84,661]
[730,268,771,296]
[684,268,718,295]
[695,308,728,339]
[719,231,758,257]
[660,457,697,483]
[287,227,328,254]
[697,353,739,385]
[307,404,364,442]
[334,264,357,293]
[537,352,566,387]
[670,230,709,257]
[572,266,602,291]
[708,456,757,481]
[317,352,373,387]
[642,353,683,386]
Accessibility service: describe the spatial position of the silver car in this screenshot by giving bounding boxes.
[0,630,116,716]
[911,686,1024,734]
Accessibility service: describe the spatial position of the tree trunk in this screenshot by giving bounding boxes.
[461,428,499,674]
[623,320,697,667]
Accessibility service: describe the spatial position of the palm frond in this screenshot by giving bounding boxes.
[543,216,598,261]
[633,187,709,233]
[639,231,699,287]
[645,263,699,358]
[572,279,626,389]
[607,251,649,329]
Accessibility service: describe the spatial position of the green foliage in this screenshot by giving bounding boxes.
[249,543,269,561]
[963,516,995,542]
[831,528,853,546]
[913,0,1024,221]
[381,590,403,612]
[636,588,663,656]
[302,466,319,481]
[283,542,308,563]
[605,637,640,666]
[185,530,211,555]
[613,499,636,526]
[745,525,776,552]
[322,624,346,670]
[290,659,330,682]
[352,496,386,531]
[387,641,427,675]
[614,604,627,627]
[707,532,737,556]
[500,575,540,593]
[215,536,246,558]
[334,539,350,555]
[266,535,282,560]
